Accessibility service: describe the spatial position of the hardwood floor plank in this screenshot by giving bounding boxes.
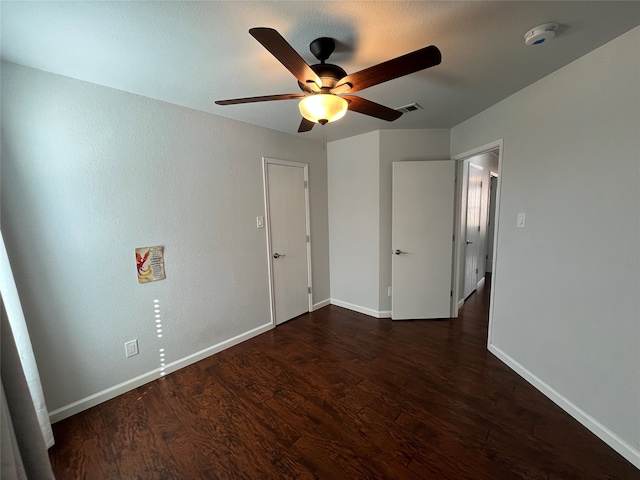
[167,380,314,479]
[79,432,121,479]
[50,404,104,446]
[267,396,421,480]
[155,362,217,410]
[202,361,302,448]
[100,387,184,479]
[48,405,120,479]
[136,383,188,445]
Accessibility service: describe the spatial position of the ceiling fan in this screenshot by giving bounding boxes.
[215,28,441,132]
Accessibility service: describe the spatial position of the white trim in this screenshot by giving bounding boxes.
[312,298,331,311]
[451,140,504,162]
[331,299,391,318]
[451,160,463,318]
[487,143,504,347]
[262,157,313,326]
[488,344,640,470]
[262,160,276,327]
[302,165,314,314]
[49,322,273,423]
[477,276,485,289]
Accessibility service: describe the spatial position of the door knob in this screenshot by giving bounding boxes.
[466,241,474,245]
[273,253,285,259]
[394,249,408,255]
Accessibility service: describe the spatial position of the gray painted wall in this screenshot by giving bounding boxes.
[451,26,640,461]
[327,131,381,313]
[1,62,330,412]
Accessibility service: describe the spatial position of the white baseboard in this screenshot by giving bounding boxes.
[48,322,273,423]
[330,299,391,318]
[477,277,485,289]
[312,298,331,311]
[488,343,640,470]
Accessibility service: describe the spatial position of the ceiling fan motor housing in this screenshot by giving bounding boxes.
[299,63,347,91]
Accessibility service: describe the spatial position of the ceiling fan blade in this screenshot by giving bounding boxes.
[337,45,441,93]
[344,96,402,121]
[330,83,353,95]
[298,118,315,133]
[249,27,322,88]
[215,93,305,105]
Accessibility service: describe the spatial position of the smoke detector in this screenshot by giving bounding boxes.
[524,23,558,46]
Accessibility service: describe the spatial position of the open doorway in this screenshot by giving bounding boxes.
[451,141,502,326]
[486,171,499,274]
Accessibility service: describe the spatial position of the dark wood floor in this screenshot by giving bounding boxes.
[49,279,638,479]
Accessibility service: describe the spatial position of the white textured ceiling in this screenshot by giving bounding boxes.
[2,1,639,141]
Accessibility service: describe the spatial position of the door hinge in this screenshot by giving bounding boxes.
[475,268,478,274]
[308,286,311,294]
[452,234,455,242]
[306,235,310,243]
[480,181,483,189]
[477,225,481,232]
[304,180,308,189]
[450,290,453,297]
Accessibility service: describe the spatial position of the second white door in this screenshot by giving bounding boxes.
[264,160,311,325]
[392,161,456,320]
[463,164,483,298]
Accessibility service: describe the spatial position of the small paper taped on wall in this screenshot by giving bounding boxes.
[136,246,166,283]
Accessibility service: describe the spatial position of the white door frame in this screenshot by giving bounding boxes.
[262,157,313,327]
[451,140,503,347]
[485,172,499,274]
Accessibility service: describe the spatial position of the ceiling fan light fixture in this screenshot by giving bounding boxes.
[299,94,348,125]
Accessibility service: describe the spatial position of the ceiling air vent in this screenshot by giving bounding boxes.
[395,103,423,114]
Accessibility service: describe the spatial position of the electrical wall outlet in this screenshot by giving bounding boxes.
[125,340,139,357]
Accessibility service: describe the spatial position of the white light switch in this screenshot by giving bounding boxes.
[517,212,526,228]
[256,216,264,228]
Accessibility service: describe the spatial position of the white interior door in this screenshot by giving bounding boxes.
[264,160,311,325]
[392,161,455,320]
[463,164,483,298]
